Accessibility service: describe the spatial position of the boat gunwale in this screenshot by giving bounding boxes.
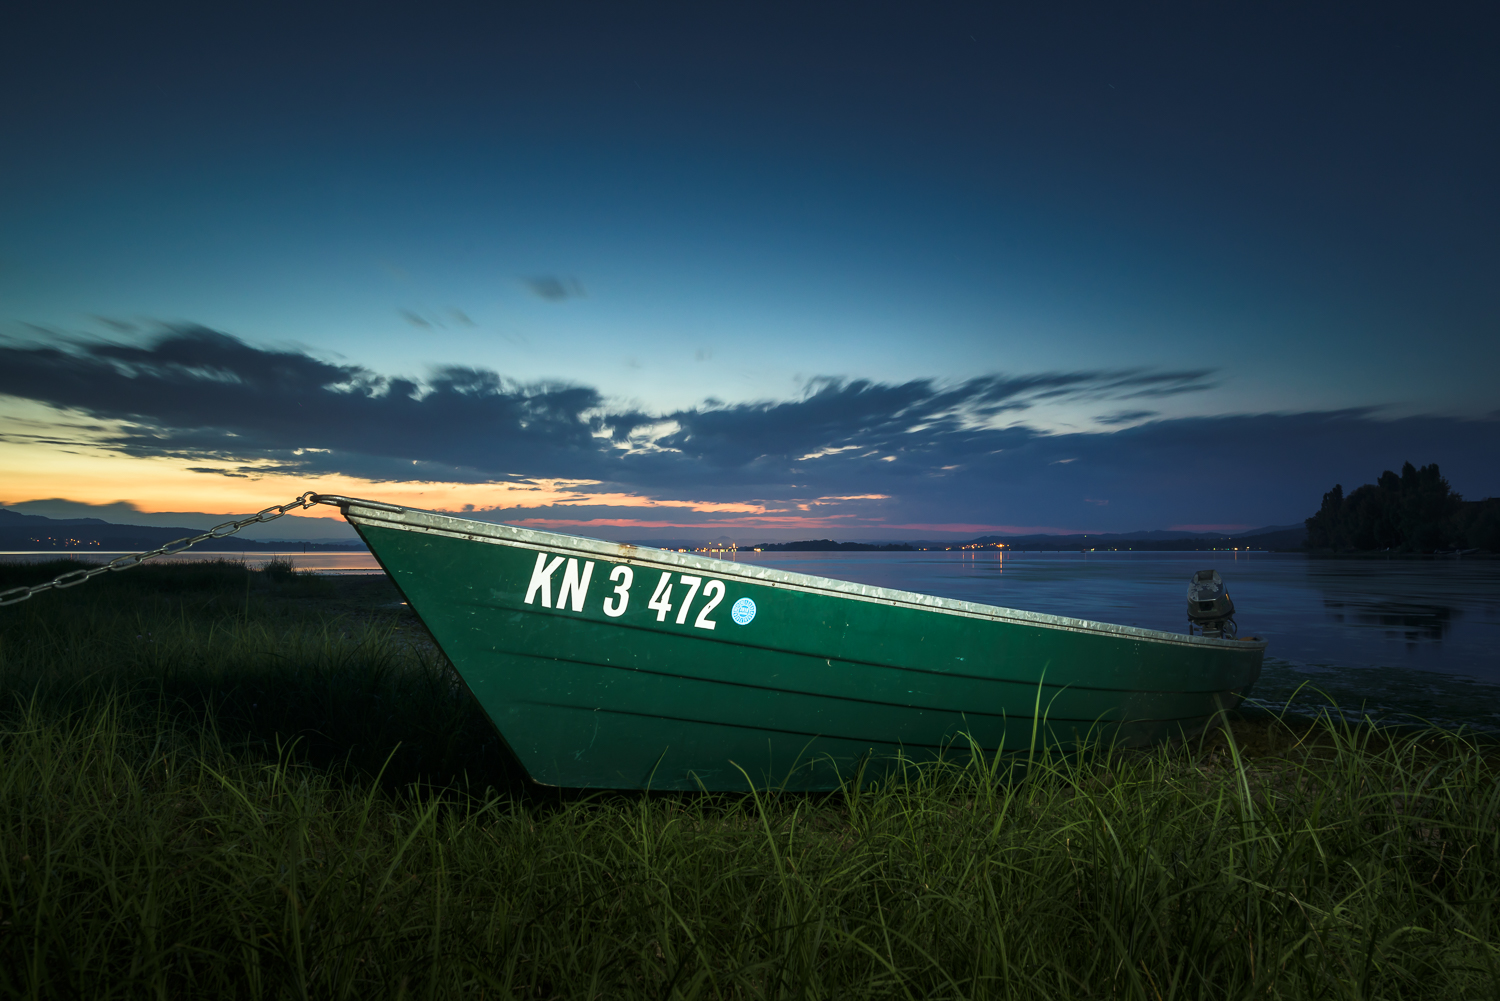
[319,495,1267,653]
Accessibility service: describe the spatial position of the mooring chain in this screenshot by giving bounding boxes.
[0,492,322,607]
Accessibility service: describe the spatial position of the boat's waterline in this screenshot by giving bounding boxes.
[325,495,1266,791]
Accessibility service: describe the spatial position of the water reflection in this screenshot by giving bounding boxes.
[1322,598,1459,644]
[737,550,1500,728]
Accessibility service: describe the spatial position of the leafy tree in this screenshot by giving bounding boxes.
[1305,461,1472,552]
[1305,483,1348,550]
[1454,497,1500,551]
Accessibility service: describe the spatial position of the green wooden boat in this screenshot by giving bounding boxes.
[315,495,1265,791]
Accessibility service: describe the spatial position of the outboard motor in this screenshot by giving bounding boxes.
[1186,569,1237,638]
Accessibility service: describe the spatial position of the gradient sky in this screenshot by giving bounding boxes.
[3,2,1497,542]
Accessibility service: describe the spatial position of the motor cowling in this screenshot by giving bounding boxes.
[1186,569,1237,638]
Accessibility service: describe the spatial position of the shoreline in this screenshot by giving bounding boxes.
[5,559,1497,997]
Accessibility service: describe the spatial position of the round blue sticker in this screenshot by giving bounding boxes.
[730,597,757,625]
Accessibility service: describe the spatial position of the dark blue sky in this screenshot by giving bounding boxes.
[2,2,1496,539]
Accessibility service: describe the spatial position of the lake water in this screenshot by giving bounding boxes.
[735,550,1500,731]
[7,548,1497,730]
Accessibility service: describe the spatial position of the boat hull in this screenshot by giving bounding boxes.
[332,498,1265,791]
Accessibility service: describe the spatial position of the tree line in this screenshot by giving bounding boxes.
[1305,461,1499,552]
[749,540,915,552]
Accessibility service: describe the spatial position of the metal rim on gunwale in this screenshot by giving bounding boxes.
[315,493,1266,652]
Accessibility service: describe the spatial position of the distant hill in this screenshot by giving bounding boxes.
[0,508,366,553]
[748,540,916,552]
[0,509,110,526]
[954,524,1307,552]
[2,503,1314,556]
[966,525,1300,543]
[642,525,1310,554]
[1228,526,1307,551]
[619,534,742,550]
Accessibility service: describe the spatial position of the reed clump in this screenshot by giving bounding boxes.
[2,560,1498,999]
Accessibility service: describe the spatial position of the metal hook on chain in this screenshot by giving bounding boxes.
[0,493,326,607]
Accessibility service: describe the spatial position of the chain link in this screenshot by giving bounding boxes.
[0,492,321,607]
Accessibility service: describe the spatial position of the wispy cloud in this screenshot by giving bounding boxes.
[1096,409,1158,425]
[522,276,586,301]
[1,327,1496,532]
[90,315,140,333]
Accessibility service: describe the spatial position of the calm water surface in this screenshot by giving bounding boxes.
[8,548,1498,729]
[736,551,1500,731]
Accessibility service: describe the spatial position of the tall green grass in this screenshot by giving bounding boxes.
[2,560,1498,998]
[0,559,515,791]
